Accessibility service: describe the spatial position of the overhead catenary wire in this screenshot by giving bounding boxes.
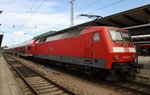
[75,0,103,12]
[48,0,125,30]
[30,0,40,11]
[87,0,125,14]
[75,0,125,20]
[1,0,40,29]
[7,0,126,47]
[19,0,125,34]
[20,0,47,30]
[42,0,104,28]
[43,0,104,30]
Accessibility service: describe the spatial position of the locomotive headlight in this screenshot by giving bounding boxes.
[115,55,119,61]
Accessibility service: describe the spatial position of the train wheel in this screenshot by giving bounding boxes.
[86,69,94,78]
[98,70,106,80]
[106,70,118,81]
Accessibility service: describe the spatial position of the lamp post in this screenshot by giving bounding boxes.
[70,0,75,27]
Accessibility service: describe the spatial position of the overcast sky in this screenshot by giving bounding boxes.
[0,0,150,47]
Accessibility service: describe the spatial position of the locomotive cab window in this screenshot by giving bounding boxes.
[93,32,100,42]
[109,30,122,41]
[121,32,131,42]
[109,30,131,42]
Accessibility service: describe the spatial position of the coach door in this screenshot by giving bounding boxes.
[84,33,93,64]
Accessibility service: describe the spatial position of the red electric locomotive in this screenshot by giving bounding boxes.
[5,26,142,81]
[34,26,141,81]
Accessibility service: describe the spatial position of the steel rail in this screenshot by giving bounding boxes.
[4,53,150,95]
[114,80,150,95]
[3,53,39,95]
[3,53,76,95]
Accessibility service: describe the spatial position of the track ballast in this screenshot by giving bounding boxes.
[3,53,75,95]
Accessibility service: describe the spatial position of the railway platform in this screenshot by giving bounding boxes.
[0,53,22,95]
[133,56,150,85]
[138,56,150,70]
[135,69,150,85]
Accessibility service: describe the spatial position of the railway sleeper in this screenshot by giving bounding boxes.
[50,90,64,95]
[22,88,30,92]
[35,85,55,90]
[30,81,49,85]
[27,81,47,84]
[3,54,76,95]
[26,76,43,80]
[37,87,58,93]
[38,87,59,94]
[43,91,64,95]
[31,83,51,87]
[34,84,54,89]
[28,79,46,83]
[26,78,46,82]
[32,83,52,88]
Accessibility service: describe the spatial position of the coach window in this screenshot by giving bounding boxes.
[93,32,100,42]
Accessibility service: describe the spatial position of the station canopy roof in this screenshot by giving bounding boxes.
[94,4,150,28]
[60,4,150,33]
[131,34,150,44]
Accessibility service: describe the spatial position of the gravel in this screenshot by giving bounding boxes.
[14,56,140,95]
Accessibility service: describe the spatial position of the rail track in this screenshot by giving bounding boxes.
[3,53,150,95]
[114,81,150,95]
[3,53,75,95]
